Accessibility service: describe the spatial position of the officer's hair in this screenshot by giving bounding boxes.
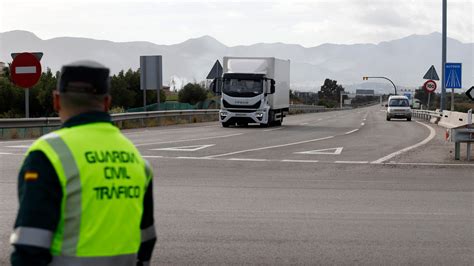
[60,92,107,111]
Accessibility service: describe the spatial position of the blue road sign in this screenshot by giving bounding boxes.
[403,93,411,100]
[445,63,462,89]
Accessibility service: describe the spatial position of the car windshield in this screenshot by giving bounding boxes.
[389,99,409,107]
[223,79,263,97]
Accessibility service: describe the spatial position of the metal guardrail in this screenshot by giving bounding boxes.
[0,109,219,129]
[412,109,443,121]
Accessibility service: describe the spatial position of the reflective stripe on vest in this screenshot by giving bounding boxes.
[50,254,136,266]
[141,225,156,243]
[10,227,53,249]
[44,133,82,255]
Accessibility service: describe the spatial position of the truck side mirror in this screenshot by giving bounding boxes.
[384,104,388,107]
[211,78,222,95]
[270,80,275,94]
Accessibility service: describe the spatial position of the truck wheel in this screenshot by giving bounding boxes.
[222,122,230,127]
[386,116,391,121]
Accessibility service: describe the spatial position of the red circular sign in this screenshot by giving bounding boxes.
[10,52,42,88]
[423,79,437,93]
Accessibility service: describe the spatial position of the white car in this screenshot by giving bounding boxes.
[386,95,412,121]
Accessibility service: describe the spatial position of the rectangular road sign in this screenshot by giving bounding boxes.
[445,63,462,89]
[140,55,162,90]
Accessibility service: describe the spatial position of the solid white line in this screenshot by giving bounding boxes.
[344,129,359,135]
[228,158,268,162]
[205,136,334,158]
[371,121,436,164]
[0,152,14,155]
[281,159,319,163]
[141,155,163,158]
[0,139,34,145]
[5,145,30,148]
[300,123,309,125]
[334,161,368,164]
[176,156,213,160]
[263,127,284,132]
[15,66,37,74]
[135,133,244,147]
[381,162,474,167]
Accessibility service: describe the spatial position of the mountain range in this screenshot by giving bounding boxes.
[0,30,472,92]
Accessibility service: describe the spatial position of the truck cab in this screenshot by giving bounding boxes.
[216,57,290,127]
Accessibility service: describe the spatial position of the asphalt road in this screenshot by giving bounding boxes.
[0,105,473,265]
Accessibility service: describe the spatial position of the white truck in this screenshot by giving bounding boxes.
[216,57,290,127]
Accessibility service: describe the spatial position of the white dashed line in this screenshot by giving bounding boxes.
[345,129,359,135]
[263,127,285,132]
[0,152,14,155]
[228,158,269,162]
[281,159,319,163]
[334,161,368,164]
[142,155,164,158]
[361,122,365,126]
[4,145,30,148]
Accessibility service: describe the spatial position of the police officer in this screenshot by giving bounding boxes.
[10,61,156,266]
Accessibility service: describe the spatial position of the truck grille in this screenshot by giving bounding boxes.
[223,100,261,109]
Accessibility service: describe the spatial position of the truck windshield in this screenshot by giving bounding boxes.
[223,79,263,97]
[389,99,409,107]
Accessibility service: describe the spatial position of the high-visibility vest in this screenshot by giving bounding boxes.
[10,122,154,265]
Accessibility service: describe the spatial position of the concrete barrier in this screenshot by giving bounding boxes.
[438,111,470,129]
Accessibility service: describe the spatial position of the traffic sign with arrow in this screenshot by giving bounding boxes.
[466,86,474,101]
[206,60,223,80]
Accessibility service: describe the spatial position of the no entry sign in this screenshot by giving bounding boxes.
[423,80,437,93]
[10,52,42,88]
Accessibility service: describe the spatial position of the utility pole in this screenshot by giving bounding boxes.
[440,0,447,111]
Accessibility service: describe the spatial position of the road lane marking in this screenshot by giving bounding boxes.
[371,121,436,164]
[4,145,30,148]
[263,127,285,132]
[295,147,343,155]
[281,159,319,163]
[228,158,269,162]
[334,161,368,164]
[205,136,335,158]
[344,129,359,135]
[142,155,164,158]
[0,152,14,155]
[361,122,365,126]
[300,123,309,125]
[135,133,244,147]
[150,144,215,152]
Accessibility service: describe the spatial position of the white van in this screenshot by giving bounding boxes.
[386,95,412,121]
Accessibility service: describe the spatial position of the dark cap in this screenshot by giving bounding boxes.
[58,60,110,94]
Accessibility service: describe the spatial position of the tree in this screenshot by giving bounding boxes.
[178,83,208,105]
[318,78,345,107]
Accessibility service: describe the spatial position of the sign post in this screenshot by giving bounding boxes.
[445,63,462,111]
[10,52,43,118]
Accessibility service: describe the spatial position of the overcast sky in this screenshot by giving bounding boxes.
[1,0,472,47]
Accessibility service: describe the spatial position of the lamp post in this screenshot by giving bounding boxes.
[362,76,397,95]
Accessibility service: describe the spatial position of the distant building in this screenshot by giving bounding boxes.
[356,89,374,95]
[0,62,5,76]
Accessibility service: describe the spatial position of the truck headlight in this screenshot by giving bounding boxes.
[220,111,228,117]
[255,112,264,118]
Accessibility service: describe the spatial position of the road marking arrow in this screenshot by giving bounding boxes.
[150,144,215,152]
[295,147,343,155]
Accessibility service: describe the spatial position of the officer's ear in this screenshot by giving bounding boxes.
[53,90,61,113]
[103,95,112,112]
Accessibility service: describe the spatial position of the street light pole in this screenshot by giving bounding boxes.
[441,0,447,111]
[362,76,397,95]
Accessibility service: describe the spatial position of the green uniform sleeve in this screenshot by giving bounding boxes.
[11,151,62,266]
